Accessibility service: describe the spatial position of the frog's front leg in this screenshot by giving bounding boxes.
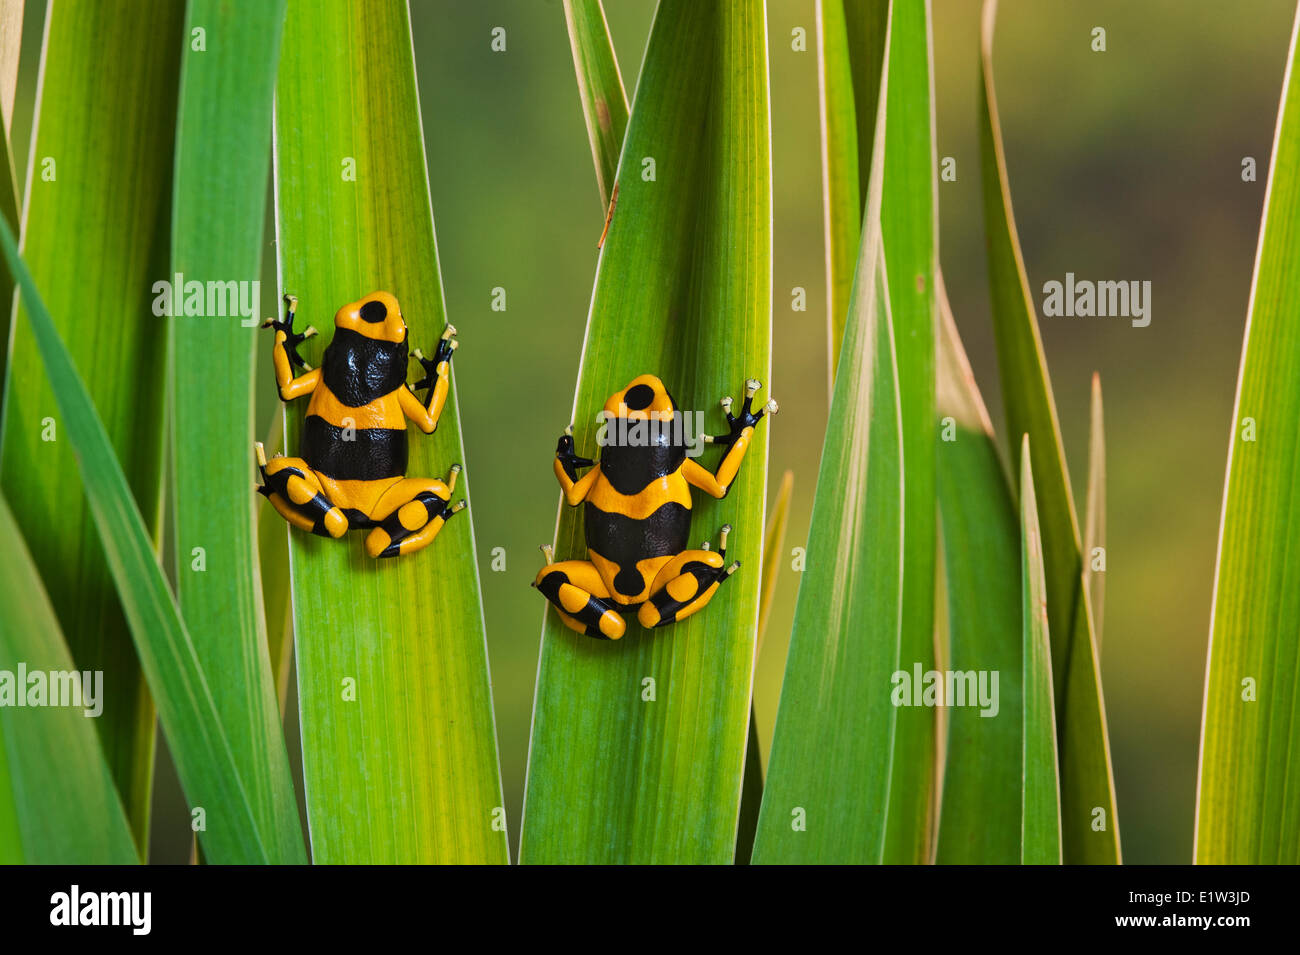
[533,546,627,640]
[637,524,740,629]
[553,427,599,505]
[263,294,320,401]
[363,463,466,558]
[685,378,778,498]
[403,323,459,433]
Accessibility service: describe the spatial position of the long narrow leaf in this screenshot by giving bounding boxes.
[0,493,138,864]
[933,270,1021,863]
[1196,0,1300,864]
[0,0,20,134]
[0,0,185,849]
[757,469,794,650]
[752,19,901,860]
[879,0,938,864]
[521,0,772,864]
[273,0,507,863]
[170,0,304,863]
[817,0,861,379]
[1018,437,1062,864]
[1083,372,1105,648]
[0,0,18,407]
[562,0,628,211]
[735,469,795,864]
[979,0,1119,863]
[823,0,889,377]
[0,215,281,864]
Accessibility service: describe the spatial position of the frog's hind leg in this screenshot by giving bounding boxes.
[255,443,347,538]
[637,524,740,629]
[532,547,627,640]
[364,464,465,558]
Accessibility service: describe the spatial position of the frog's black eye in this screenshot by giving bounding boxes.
[359,300,388,323]
[624,383,655,410]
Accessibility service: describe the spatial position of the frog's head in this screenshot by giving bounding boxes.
[603,374,677,424]
[334,290,408,345]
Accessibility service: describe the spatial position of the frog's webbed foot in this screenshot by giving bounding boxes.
[261,294,317,371]
[711,378,778,450]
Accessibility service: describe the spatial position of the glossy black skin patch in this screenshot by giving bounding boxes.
[597,438,687,496]
[320,326,409,407]
[302,417,408,482]
[585,501,691,598]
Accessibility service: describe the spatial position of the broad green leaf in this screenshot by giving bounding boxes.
[1018,437,1062,864]
[1084,373,1105,648]
[521,0,772,864]
[0,215,283,864]
[933,270,1021,864]
[170,0,303,863]
[878,0,937,864]
[1196,1,1300,865]
[274,0,507,864]
[0,0,184,850]
[979,0,1119,863]
[562,0,628,211]
[0,493,138,864]
[753,28,901,860]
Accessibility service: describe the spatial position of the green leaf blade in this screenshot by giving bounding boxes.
[753,22,900,858]
[521,0,772,864]
[0,0,186,850]
[171,0,304,865]
[934,273,1021,864]
[1196,2,1300,865]
[978,0,1119,864]
[0,493,139,864]
[1019,437,1062,865]
[0,216,281,865]
[1084,373,1105,647]
[562,0,628,211]
[817,0,863,378]
[273,0,507,864]
[879,0,938,864]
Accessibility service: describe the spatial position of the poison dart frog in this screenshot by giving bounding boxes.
[254,291,464,558]
[533,373,777,639]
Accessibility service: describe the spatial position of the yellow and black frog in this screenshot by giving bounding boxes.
[533,373,776,639]
[254,291,464,559]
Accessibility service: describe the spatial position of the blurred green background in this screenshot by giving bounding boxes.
[10,0,1293,864]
